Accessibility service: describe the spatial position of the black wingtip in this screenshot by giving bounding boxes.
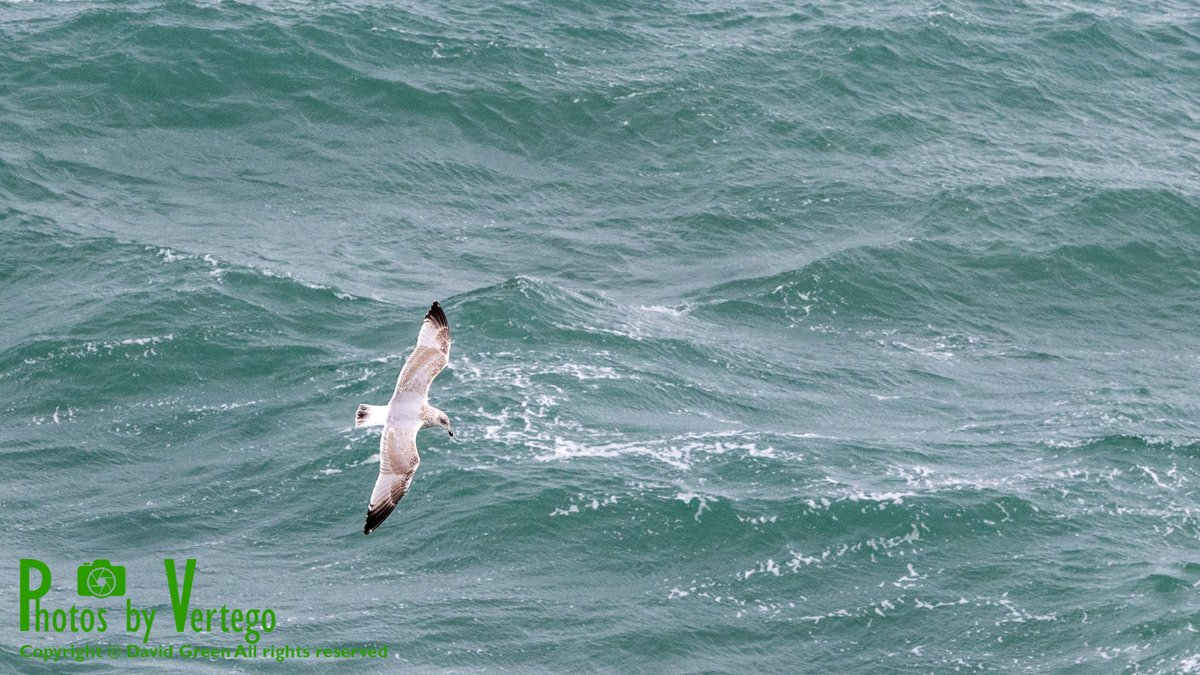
[425,301,448,329]
[363,503,397,535]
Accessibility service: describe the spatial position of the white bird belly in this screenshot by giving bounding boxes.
[386,392,425,425]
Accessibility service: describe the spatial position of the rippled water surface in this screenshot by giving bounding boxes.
[3,0,1200,671]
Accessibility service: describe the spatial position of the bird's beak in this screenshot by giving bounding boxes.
[447,428,455,438]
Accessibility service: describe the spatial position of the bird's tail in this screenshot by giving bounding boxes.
[355,404,388,428]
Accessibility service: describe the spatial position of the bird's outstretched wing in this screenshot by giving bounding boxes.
[364,424,421,535]
[392,302,452,400]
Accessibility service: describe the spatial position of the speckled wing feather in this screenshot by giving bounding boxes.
[391,302,452,400]
[363,424,421,535]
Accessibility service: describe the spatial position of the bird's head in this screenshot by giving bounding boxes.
[422,405,454,438]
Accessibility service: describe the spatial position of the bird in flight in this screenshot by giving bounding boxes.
[354,301,453,535]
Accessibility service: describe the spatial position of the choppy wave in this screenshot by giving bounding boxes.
[4,0,1200,671]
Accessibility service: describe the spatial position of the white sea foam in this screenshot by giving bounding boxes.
[675,492,712,521]
[458,353,632,387]
[533,434,781,471]
[333,366,379,391]
[256,266,334,292]
[1137,464,1175,490]
[549,494,618,517]
[39,334,177,363]
[782,522,925,573]
[152,246,192,263]
[637,304,692,316]
[186,399,262,414]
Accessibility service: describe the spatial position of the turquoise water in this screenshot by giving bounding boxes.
[3,0,1200,671]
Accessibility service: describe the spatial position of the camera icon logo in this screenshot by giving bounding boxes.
[77,559,125,598]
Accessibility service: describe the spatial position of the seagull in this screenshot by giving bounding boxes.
[354,301,453,535]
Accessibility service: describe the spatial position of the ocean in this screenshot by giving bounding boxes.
[2,0,1200,671]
